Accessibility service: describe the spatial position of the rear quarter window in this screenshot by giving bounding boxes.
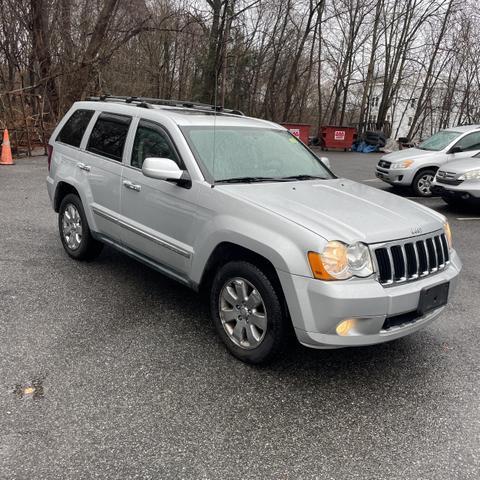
[56,109,94,147]
[86,113,132,161]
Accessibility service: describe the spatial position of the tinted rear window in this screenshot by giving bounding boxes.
[86,113,131,161]
[56,109,94,147]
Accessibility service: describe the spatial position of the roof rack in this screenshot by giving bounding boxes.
[85,95,244,116]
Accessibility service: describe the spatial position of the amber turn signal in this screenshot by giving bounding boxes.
[307,251,336,280]
[444,222,453,250]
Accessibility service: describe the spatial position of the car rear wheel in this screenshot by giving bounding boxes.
[58,193,103,260]
[412,169,436,197]
[210,261,288,364]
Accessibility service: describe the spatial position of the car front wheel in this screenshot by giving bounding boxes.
[210,261,288,364]
[412,169,436,197]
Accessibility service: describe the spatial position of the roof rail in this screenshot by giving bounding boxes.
[85,95,244,116]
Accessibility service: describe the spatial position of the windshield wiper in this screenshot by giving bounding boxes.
[215,176,288,184]
[215,174,328,184]
[279,174,327,180]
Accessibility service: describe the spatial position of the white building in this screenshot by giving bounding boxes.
[366,81,460,143]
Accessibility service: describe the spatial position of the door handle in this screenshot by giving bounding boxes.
[123,180,141,192]
[77,162,91,172]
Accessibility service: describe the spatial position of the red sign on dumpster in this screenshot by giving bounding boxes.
[320,126,357,150]
[280,123,311,144]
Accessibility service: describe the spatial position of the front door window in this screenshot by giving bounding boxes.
[452,132,480,152]
[131,120,181,169]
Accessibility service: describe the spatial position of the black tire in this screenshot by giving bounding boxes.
[412,168,437,197]
[442,196,468,208]
[210,261,288,364]
[58,193,103,260]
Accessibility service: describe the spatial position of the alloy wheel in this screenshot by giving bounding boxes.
[62,203,83,250]
[417,173,434,196]
[218,277,267,350]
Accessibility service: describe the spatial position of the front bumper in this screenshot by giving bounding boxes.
[279,250,462,349]
[432,180,480,200]
[375,166,416,186]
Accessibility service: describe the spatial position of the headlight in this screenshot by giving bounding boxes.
[391,160,414,169]
[444,222,453,250]
[308,241,373,280]
[458,169,480,180]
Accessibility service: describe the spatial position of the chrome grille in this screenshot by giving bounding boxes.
[436,170,456,180]
[378,160,391,169]
[436,170,463,186]
[373,232,450,286]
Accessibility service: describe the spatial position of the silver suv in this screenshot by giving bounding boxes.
[376,125,480,196]
[47,96,462,364]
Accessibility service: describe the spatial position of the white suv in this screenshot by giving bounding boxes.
[47,96,461,364]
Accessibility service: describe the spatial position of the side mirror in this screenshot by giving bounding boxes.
[449,146,462,154]
[320,156,331,169]
[142,157,191,188]
[142,157,184,181]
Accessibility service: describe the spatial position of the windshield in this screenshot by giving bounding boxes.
[418,130,462,151]
[181,126,333,182]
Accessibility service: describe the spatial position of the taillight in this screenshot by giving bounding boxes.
[47,144,53,171]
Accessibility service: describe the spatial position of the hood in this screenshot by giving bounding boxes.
[218,178,445,244]
[439,157,480,174]
[382,147,438,161]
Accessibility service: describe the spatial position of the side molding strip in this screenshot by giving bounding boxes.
[92,206,191,259]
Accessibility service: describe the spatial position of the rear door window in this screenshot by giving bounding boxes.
[86,113,132,161]
[56,109,94,147]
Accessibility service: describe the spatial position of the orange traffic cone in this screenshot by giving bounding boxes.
[0,129,14,165]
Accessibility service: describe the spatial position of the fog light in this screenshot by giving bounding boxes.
[336,318,356,336]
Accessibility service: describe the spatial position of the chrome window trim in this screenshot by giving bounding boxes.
[82,149,125,166]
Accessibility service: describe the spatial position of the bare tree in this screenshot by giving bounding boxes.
[2,0,480,149]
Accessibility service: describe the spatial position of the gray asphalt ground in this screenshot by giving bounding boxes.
[1,151,479,479]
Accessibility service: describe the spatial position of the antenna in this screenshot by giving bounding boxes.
[212,69,218,185]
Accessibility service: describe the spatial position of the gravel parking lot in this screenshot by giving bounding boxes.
[1,152,479,479]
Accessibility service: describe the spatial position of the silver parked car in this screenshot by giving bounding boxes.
[432,154,480,206]
[376,125,480,196]
[47,96,461,364]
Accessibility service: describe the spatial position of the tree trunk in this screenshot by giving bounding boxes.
[30,0,58,118]
[407,0,454,139]
[358,0,383,133]
[66,0,120,102]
